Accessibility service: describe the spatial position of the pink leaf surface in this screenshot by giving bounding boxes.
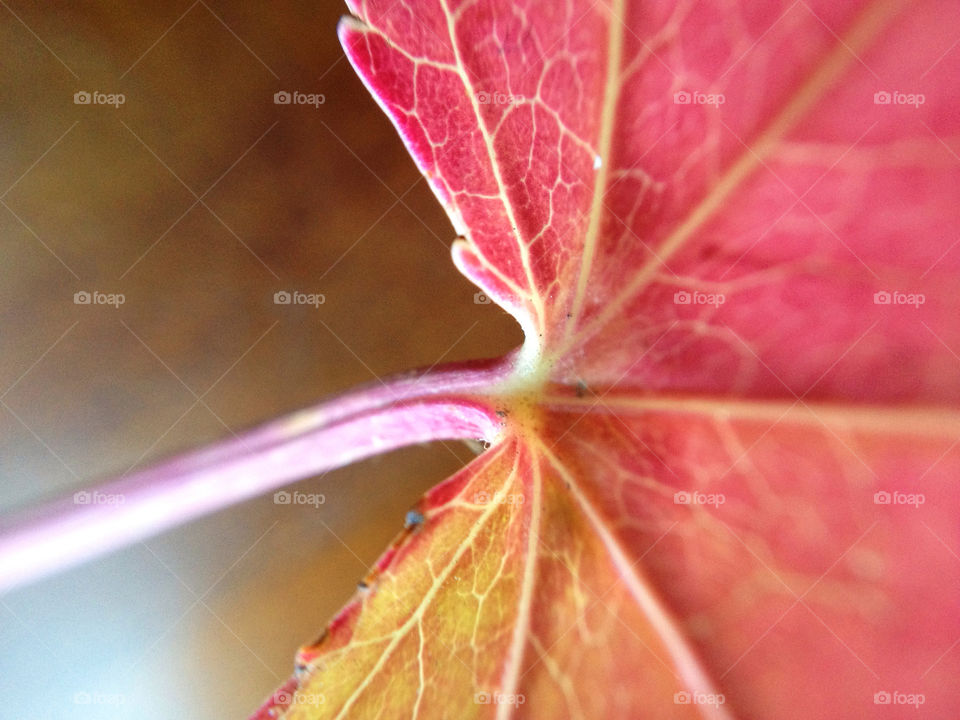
[2,1,956,718]
[252,0,959,717]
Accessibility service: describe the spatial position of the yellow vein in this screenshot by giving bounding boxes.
[455,239,534,301]
[438,0,547,337]
[496,443,543,720]
[566,0,627,341]
[540,393,960,438]
[534,438,735,720]
[553,0,903,361]
[331,443,517,720]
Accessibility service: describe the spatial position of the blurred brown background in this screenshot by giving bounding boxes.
[0,2,519,718]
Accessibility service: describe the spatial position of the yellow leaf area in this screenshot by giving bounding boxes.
[281,393,960,719]
[285,438,699,719]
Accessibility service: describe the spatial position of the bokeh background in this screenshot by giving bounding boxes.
[0,2,520,717]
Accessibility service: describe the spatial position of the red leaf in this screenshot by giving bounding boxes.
[253,0,960,716]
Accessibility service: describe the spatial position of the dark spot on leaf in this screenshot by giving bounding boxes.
[405,510,425,529]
